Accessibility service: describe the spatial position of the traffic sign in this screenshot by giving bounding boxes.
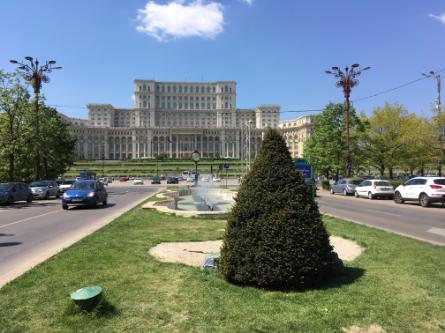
[294,158,312,178]
[223,163,230,169]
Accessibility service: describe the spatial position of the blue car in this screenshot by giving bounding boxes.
[62,180,107,210]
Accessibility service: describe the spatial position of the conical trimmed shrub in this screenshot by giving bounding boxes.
[219,128,340,289]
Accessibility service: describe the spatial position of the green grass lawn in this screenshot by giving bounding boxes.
[1,203,445,332]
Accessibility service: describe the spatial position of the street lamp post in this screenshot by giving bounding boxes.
[422,70,444,176]
[325,64,370,177]
[10,57,61,180]
[191,150,201,186]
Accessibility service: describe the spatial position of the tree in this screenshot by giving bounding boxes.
[304,103,363,178]
[220,129,341,289]
[0,71,31,181]
[359,103,428,178]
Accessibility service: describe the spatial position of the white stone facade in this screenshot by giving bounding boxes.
[65,80,311,160]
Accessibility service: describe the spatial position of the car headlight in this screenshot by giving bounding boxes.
[88,192,95,198]
[63,193,69,199]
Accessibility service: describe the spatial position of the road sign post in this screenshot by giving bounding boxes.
[294,158,315,199]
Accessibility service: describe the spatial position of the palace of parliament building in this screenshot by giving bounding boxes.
[64,80,313,160]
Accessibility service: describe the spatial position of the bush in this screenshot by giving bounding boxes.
[219,129,341,289]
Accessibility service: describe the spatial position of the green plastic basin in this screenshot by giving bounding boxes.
[70,286,103,311]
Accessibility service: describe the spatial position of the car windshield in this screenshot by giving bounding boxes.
[62,180,75,185]
[72,182,95,190]
[351,179,362,185]
[375,181,391,186]
[30,181,48,187]
[0,183,13,190]
[434,179,445,185]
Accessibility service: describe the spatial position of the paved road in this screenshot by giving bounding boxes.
[0,184,163,287]
[317,191,445,246]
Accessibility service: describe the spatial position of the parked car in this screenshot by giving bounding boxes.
[151,176,161,184]
[30,180,60,199]
[0,182,33,204]
[354,179,394,199]
[186,176,195,183]
[119,176,128,182]
[330,178,363,195]
[167,176,179,184]
[212,175,221,182]
[201,175,210,182]
[59,179,75,193]
[394,177,445,207]
[62,180,107,210]
[98,177,109,186]
[133,177,144,185]
[159,174,166,180]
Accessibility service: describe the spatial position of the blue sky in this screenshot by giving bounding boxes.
[1,0,445,120]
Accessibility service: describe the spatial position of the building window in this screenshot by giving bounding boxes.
[167,86,171,92]
[184,86,188,93]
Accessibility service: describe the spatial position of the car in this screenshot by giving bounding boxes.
[29,180,60,199]
[167,176,179,184]
[186,176,195,182]
[0,182,33,204]
[151,176,161,184]
[354,179,394,199]
[133,177,144,185]
[119,176,128,182]
[394,177,445,207]
[200,175,210,182]
[212,176,221,182]
[62,180,107,210]
[98,177,109,186]
[58,179,75,193]
[159,174,166,180]
[330,178,363,195]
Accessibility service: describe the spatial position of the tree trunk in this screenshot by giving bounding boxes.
[389,167,394,179]
[8,153,14,182]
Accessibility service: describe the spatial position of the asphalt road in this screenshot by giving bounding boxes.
[0,183,163,287]
[317,191,445,246]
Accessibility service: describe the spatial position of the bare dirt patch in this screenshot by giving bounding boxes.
[342,324,384,333]
[149,236,363,267]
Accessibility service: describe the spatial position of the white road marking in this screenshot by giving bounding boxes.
[427,227,445,237]
[0,210,60,230]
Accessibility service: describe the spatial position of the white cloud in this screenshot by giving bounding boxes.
[136,1,224,41]
[429,13,445,24]
[241,0,253,5]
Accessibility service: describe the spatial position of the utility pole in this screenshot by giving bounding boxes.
[422,70,444,176]
[10,57,61,180]
[325,64,370,177]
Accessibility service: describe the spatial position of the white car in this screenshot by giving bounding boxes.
[394,177,445,207]
[212,176,221,182]
[98,178,109,186]
[186,176,195,182]
[200,176,210,182]
[133,178,144,185]
[354,179,394,200]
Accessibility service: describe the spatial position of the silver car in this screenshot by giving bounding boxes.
[330,178,363,196]
[30,180,60,199]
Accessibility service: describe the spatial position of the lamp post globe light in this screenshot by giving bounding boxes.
[10,57,62,180]
[191,150,201,185]
[325,64,370,177]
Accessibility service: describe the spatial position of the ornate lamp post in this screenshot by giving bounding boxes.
[10,56,62,180]
[191,150,201,186]
[325,64,370,177]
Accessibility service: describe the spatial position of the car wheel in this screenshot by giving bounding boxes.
[103,199,107,206]
[394,191,404,204]
[368,192,374,200]
[419,193,430,207]
[354,191,359,198]
[343,189,348,196]
[56,192,60,199]
[44,192,49,200]
[27,195,33,203]
[330,188,335,195]
[62,204,68,210]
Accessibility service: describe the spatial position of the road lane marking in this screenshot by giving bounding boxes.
[427,227,445,237]
[0,210,60,230]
